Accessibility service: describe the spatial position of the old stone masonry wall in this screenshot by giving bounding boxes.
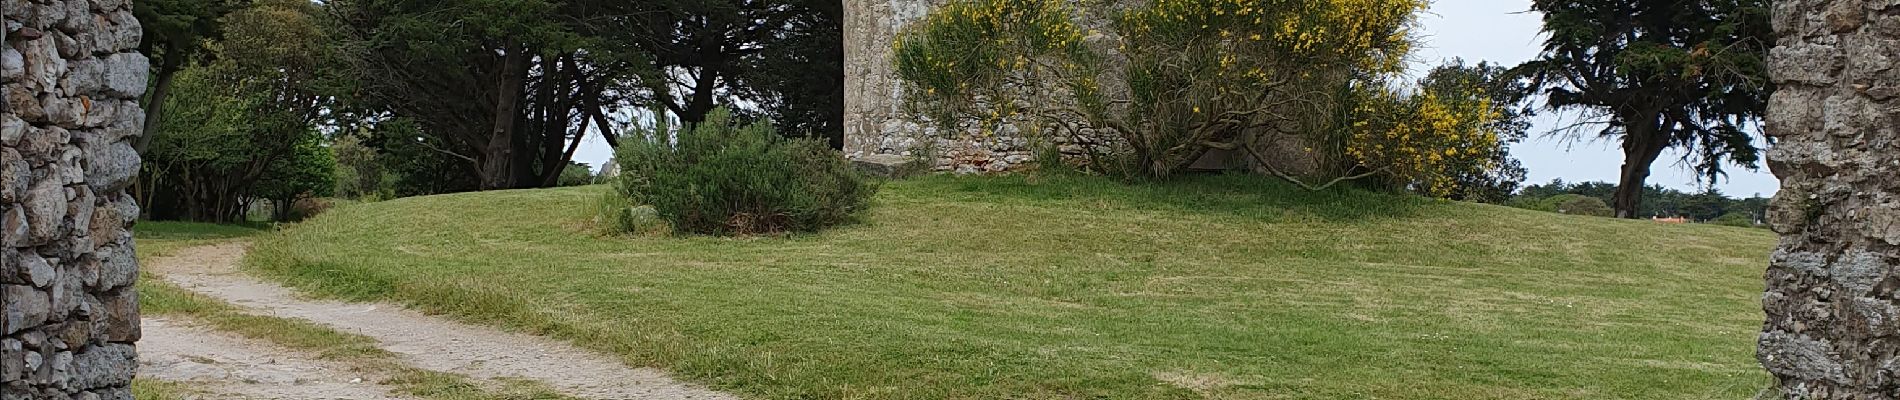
[1,0,148,399]
[846,0,1134,173]
[842,0,1319,174]
[1760,0,1900,398]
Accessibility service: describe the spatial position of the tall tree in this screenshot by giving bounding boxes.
[141,0,335,222]
[326,0,638,190]
[134,0,246,152]
[1517,0,1772,218]
[746,0,845,147]
[619,0,843,144]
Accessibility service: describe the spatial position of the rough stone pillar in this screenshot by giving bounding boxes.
[1759,1,1900,398]
[1,0,148,399]
[842,0,939,159]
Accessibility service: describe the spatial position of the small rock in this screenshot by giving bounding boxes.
[19,252,54,288]
[24,177,70,245]
[83,138,140,193]
[4,285,52,335]
[100,52,148,98]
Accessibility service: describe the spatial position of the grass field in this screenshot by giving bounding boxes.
[244,174,1777,399]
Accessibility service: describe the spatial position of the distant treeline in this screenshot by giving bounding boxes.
[1506,179,1769,226]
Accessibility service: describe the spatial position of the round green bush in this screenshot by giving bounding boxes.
[611,109,877,235]
[1549,194,1614,217]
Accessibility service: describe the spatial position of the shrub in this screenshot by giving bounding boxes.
[1344,88,1506,198]
[612,109,877,235]
[287,196,335,221]
[1549,194,1613,217]
[557,162,595,187]
[1711,211,1760,228]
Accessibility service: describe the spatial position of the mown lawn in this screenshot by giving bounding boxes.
[244,174,1776,399]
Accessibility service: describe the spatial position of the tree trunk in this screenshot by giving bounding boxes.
[136,55,183,153]
[1760,2,1900,398]
[480,46,532,190]
[1612,122,1668,219]
[541,114,589,187]
[534,56,577,187]
[680,68,721,126]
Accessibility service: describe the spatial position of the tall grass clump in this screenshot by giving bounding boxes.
[610,108,877,235]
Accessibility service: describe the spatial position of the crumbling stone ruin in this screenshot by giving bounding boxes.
[842,0,1318,174]
[844,0,1073,172]
[1,0,148,398]
[1759,0,1900,398]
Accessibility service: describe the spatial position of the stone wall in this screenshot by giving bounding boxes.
[842,0,1321,174]
[842,0,1143,173]
[1759,0,1900,398]
[2,0,148,399]
[845,0,1044,173]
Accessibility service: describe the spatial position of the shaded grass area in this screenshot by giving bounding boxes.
[248,173,1777,399]
[132,223,575,400]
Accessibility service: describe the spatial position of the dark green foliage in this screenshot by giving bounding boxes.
[365,119,484,197]
[142,66,318,222]
[255,134,338,222]
[613,109,876,235]
[1551,195,1614,217]
[1517,0,1771,217]
[332,134,394,200]
[135,0,248,151]
[326,0,635,190]
[556,163,595,187]
[1711,211,1759,228]
[138,0,336,223]
[1510,179,1771,222]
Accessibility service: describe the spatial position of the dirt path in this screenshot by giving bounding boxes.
[141,317,410,400]
[142,243,737,400]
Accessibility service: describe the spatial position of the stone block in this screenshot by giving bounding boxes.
[16,251,53,288]
[96,291,135,343]
[3,285,51,335]
[90,245,132,291]
[61,58,104,97]
[64,343,132,389]
[23,177,68,245]
[81,138,137,194]
[852,153,925,178]
[1,207,27,247]
[99,53,144,98]
[0,148,27,203]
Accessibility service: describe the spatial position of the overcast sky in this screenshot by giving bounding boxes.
[573,0,1782,196]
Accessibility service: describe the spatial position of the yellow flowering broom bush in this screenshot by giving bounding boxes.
[1346,89,1506,198]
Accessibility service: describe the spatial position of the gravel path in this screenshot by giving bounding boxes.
[141,243,736,400]
[140,317,409,400]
